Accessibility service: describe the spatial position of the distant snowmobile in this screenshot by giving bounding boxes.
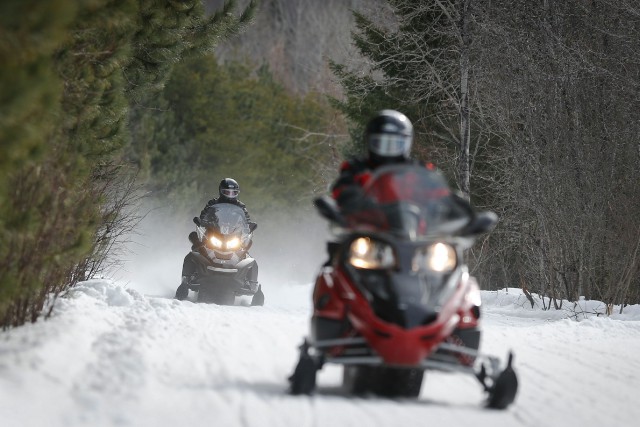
[180,203,264,306]
[288,164,517,409]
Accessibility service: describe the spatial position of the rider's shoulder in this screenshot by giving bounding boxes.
[409,158,439,172]
[338,159,353,172]
[341,157,369,173]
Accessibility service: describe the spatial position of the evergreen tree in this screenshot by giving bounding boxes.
[330,1,483,197]
[0,1,77,175]
[0,0,81,326]
[125,0,257,103]
[125,0,257,185]
[0,0,258,328]
[53,0,140,287]
[136,56,338,216]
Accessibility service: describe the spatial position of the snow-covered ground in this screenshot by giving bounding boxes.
[1,277,639,427]
[1,209,639,427]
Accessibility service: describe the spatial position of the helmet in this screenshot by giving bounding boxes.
[365,110,413,165]
[219,178,240,200]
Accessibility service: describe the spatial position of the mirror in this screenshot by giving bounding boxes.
[314,196,347,226]
[188,231,199,245]
[462,211,498,236]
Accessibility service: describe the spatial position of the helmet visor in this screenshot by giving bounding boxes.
[369,134,411,157]
[221,189,239,198]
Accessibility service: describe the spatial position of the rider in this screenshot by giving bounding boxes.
[331,109,435,208]
[324,109,437,264]
[200,178,252,223]
[175,178,258,300]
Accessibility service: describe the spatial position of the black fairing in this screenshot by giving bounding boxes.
[347,268,449,329]
[343,239,454,329]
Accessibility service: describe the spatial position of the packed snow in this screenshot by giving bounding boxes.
[1,213,640,427]
[1,277,640,427]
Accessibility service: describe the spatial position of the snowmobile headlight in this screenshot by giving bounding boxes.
[226,237,241,250]
[209,236,223,249]
[413,242,457,273]
[348,237,395,269]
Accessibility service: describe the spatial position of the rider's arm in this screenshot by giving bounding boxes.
[331,159,373,210]
[331,160,362,200]
[199,198,218,219]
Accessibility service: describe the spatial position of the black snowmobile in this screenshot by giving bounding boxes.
[176,203,264,306]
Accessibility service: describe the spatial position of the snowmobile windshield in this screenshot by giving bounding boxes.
[200,203,250,237]
[346,164,470,239]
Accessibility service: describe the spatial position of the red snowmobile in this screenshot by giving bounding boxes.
[288,164,518,409]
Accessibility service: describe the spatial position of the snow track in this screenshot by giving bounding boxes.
[1,280,639,427]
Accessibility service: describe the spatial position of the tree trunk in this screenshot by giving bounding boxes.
[458,0,472,200]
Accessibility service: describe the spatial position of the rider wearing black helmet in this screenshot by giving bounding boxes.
[323,110,437,266]
[331,109,432,205]
[201,178,251,222]
[175,178,257,300]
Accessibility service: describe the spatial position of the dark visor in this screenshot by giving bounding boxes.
[222,189,239,198]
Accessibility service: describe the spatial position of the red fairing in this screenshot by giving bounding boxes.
[314,266,478,366]
[312,269,345,321]
[365,169,450,205]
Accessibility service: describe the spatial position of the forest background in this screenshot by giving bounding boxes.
[1,0,639,329]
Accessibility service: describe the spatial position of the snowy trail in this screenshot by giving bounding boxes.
[485,311,640,427]
[1,280,640,427]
